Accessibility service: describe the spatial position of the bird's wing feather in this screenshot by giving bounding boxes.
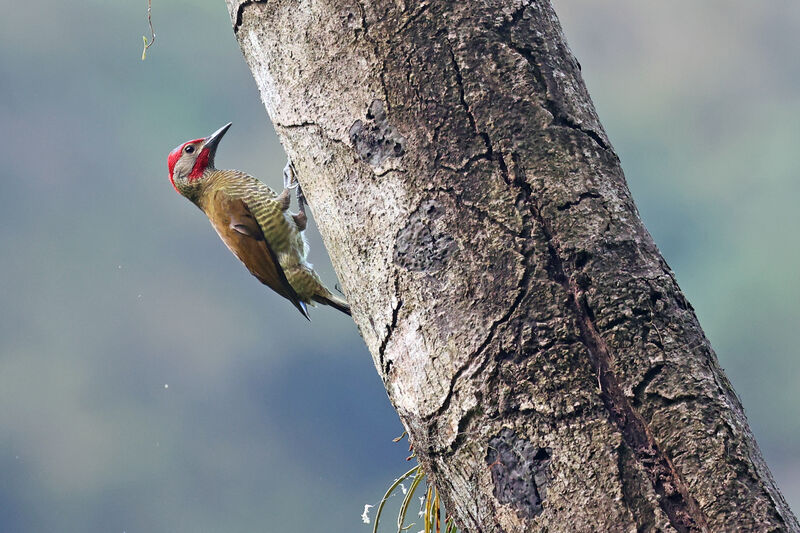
[205,191,309,319]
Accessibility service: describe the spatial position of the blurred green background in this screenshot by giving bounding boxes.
[0,0,796,530]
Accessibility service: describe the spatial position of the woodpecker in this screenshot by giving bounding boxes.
[167,123,350,319]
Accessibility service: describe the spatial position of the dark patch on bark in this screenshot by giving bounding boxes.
[394,199,456,272]
[486,428,551,519]
[349,99,407,166]
[574,250,591,269]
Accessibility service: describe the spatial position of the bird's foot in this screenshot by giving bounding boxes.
[293,211,308,231]
[277,188,291,211]
[293,186,308,231]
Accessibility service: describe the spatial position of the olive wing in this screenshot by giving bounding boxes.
[205,191,309,319]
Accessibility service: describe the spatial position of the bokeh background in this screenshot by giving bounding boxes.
[0,1,797,530]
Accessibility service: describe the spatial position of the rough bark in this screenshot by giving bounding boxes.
[224,1,798,531]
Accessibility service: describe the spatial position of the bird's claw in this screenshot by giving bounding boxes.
[283,160,299,190]
[284,158,308,230]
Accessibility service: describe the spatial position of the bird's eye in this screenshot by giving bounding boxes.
[184,145,195,154]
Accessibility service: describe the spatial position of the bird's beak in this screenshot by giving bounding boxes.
[203,122,232,160]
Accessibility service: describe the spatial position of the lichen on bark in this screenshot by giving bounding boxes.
[225,0,799,531]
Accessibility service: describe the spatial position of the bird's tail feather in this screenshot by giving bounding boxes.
[313,292,351,316]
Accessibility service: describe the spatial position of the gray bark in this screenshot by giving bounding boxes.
[224,1,799,531]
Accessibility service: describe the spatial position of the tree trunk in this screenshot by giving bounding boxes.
[224,1,798,531]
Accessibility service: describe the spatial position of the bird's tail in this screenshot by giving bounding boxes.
[312,292,351,316]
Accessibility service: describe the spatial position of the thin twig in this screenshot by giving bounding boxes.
[142,0,156,60]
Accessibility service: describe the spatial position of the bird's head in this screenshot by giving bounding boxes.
[168,122,232,196]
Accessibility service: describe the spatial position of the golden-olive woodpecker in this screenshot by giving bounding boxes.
[167,123,350,319]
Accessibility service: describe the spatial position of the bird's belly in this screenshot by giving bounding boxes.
[285,264,322,301]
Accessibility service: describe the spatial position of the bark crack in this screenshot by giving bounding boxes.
[350,0,393,112]
[378,277,403,374]
[232,0,265,33]
[374,167,407,178]
[275,120,318,129]
[555,191,602,211]
[426,251,528,428]
[524,185,709,532]
[496,8,610,153]
[446,43,493,161]
[632,363,666,408]
[438,152,491,173]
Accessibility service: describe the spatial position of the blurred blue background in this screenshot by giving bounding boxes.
[0,0,796,530]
